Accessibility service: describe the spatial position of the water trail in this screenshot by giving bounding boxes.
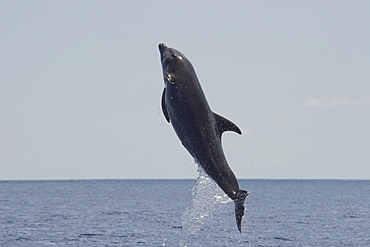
[181,164,232,234]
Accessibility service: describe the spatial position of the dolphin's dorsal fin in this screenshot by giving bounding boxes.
[214,112,242,136]
[161,88,170,123]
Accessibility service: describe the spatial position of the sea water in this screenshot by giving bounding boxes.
[1,178,369,246]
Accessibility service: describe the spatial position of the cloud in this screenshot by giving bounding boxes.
[304,96,370,107]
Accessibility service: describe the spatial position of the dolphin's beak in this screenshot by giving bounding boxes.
[158,43,168,55]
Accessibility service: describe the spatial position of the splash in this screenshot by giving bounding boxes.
[181,165,232,234]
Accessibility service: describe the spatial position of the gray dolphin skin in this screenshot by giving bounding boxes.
[159,43,249,232]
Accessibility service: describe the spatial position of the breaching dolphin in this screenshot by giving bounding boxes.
[158,43,249,232]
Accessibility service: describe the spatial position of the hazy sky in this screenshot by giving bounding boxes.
[1,1,369,180]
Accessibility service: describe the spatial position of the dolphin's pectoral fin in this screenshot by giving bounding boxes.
[214,112,242,136]
[161,88,170,123]
[234,190,249,233]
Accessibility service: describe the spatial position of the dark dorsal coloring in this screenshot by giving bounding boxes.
[159,43,249,232]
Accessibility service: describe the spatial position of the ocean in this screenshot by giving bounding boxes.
[1,177,369,246]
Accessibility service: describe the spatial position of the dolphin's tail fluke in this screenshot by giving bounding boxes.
[234,190,249,233]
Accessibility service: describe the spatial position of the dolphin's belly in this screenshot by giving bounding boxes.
[167,96,215,157]
[166,94,240,198]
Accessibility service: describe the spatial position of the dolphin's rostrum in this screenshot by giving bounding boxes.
[159,43,249,232]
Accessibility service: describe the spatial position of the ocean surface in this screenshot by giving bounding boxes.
[1,177,369,246]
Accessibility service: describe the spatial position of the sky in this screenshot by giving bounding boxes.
[1,1,369,180]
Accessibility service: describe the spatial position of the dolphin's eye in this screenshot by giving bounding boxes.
[172,54,182,60]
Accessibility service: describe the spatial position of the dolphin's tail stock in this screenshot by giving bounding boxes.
[234,190,249,233]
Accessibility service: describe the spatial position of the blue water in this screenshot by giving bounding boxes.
[1,178,369,246]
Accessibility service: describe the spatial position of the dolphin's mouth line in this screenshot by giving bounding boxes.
[164,73,175,85]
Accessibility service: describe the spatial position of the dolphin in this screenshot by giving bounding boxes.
[158,43,249,232]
